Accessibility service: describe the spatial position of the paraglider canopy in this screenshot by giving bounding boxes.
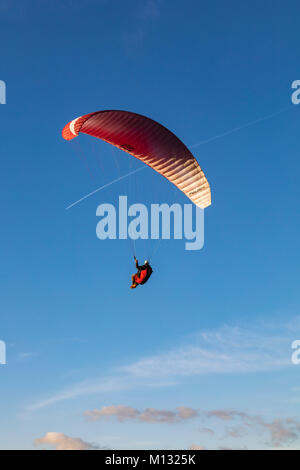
[62,110,211,208]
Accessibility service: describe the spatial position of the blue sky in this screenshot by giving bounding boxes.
[0,0,300,450]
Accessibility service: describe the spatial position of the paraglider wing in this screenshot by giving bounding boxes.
[62,110,211,208]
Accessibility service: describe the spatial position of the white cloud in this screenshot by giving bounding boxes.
[34,432,99,450]
[189,444,206,450]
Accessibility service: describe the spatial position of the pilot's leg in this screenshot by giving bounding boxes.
[130,274,137,289]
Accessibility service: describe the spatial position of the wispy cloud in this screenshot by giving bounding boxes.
[205,410,250,422]
[84,405,198,424]
[119,324,291,378]
[259,418,300,448]
[205,409,300,448]
[26,377,131,413]
[224,426,248,439]
[199,427,214,436]
[25,320,295,413]
[83,402,300,448]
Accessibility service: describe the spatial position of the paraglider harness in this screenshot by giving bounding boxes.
[134,258,153,285]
